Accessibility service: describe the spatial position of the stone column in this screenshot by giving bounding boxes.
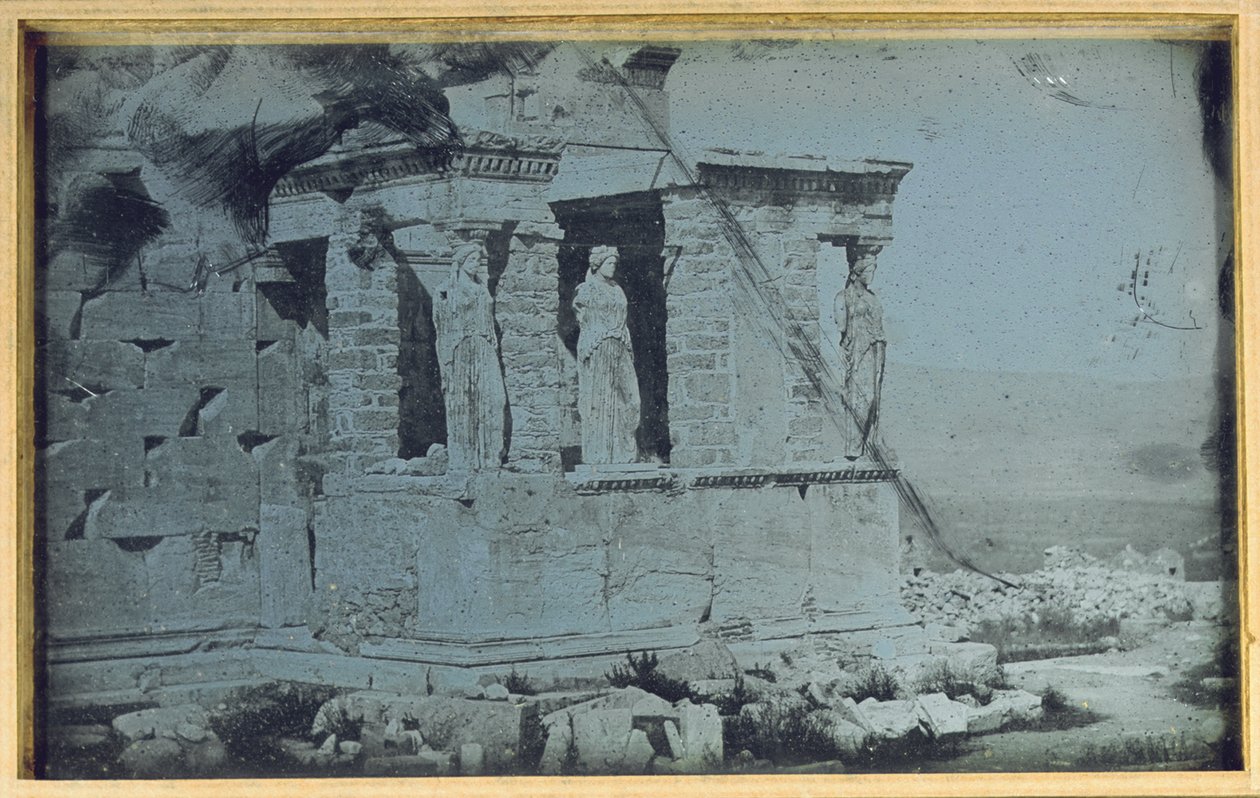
[839,243,885,461]
[323,210,402,476]
[498,221,565,472]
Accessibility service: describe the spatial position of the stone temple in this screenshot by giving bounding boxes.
[37,44,920,704]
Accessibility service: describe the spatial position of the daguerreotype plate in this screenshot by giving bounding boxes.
[4,4,1257,797]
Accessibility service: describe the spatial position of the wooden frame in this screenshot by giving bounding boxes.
[2,2,1256,796]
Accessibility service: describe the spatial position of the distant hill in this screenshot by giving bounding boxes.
[877,363,1230,578]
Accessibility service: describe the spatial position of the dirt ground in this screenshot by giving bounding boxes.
[919,620,1237,772]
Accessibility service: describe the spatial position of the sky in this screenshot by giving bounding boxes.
[661,39,1229,383]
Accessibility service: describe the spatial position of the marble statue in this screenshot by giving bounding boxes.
[836,246,886,460]
[433,241,507,472]
[574,245,641,464]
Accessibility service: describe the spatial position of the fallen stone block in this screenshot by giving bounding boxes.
[363,754,443,776]
[914,692,970,738]
[812,710,868,755]
[542,687,651,729]
[688,678,738,702]
[624,728,655,773]
[112,704,209,743]
[119,738,184,777]
[856,698,922,740]
[663,720,684,760]
[927,642,999,682]
[834,696,875,734]
[572,708,633,773]
[674,702,723,766]
[184,739,228,775]
[656,640,740,682]
[538,717,573,775]
[631,693,679,723]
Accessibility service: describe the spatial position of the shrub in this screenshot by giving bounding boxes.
[605,651,692,703]
[850,663,899,703]
[503,667,537,696]
[722,700,844,765]
[207,681,339,774]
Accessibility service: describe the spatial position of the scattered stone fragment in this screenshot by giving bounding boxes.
[484,684,510,701]
[339,740,363,756]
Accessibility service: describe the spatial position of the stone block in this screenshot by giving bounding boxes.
[40,339,146,392]
[97,436,259,538]
[36,290,85,342]
[856,698,922,740]
[44,540,151,637]
[814,710,867,755]
[459,742,485,775]
[914,692,969,738]
[656,640,739,683]
[113,704,210,742]
[928,641,999,682]
[572,708,633,773]
[538,717,573,774]
[79,291,256,341]
[143,340,257,391]
[258,503,312,628]
[119,738,184,777]
[674,702,722,765]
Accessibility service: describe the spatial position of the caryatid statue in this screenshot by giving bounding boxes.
[835,245,886,460]
[574,245,641,464]
[433,240,507,472]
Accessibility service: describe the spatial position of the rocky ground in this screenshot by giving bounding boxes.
[43,548,1238,778]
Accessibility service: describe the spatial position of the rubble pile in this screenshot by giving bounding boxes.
[902,545,1222,632]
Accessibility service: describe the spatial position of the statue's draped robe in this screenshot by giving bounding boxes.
[840,280,886,458]
[575,277,641,464]
[434,276,507,471]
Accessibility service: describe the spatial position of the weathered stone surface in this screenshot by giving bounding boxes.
[813,711,868,755]
[484,684,510,701]
[662,719,685,760]
[113,704,209,742]
[928,641,999,682]
[341,692,534,770]
[542,687,652,728]
[623,728,655,773]
[572,708,633,773]
[674,702,722,766]
[459,742,485,775]
[184,739,229,774]
[631,693,679,723]
[914,692,969,738]
[656,640,739,683]
[539,717,574,775]
[856,698,922,739]
[119,738,184,777]
[363,754,441,776]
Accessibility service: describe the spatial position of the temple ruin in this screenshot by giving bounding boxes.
[37,43,918,704]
